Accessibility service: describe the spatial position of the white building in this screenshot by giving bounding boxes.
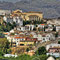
[33,33,55,43]
[47,56,55,60]
[38,33,55,43]
[10,29,14,33]
[47,53,60,58]
[4,54,18,57]
[47,19,60,25]
[25,25,35,31]
[46,43,60,51]
[13,37,25,46]
[45,27,53,32]
[13,16,23,27]
[20,26,25,31]
[46,44,60,58]
[0,10,11,15]
[3,16,7,22]
[38,24,45,28]
[3,16,13,24]
[56,25,60,32]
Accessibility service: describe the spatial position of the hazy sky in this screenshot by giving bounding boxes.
[0,0,22,2]
[0,0,31,2]
[0,0,60,3]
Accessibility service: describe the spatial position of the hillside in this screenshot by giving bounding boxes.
[0,0,60,18]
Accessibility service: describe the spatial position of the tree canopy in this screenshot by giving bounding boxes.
[36,46,47,55]
[0,21,16,32]
[0,38,10,55]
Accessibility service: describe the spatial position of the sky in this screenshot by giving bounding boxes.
[0,0,22,2]
[0,0,60,3]
[0,0,31,2]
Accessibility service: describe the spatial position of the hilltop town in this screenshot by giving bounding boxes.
[0,9,60,60]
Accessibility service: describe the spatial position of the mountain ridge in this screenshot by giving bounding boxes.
[0,0,60,18]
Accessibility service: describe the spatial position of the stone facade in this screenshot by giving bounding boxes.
[12,10,43,21]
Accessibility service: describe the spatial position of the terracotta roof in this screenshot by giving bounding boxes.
[3,33,8,35]
[26,37,38,41]
[40,24,45,25]
[15,37,25,39]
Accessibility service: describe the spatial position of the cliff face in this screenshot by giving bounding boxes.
[0,0,60,18]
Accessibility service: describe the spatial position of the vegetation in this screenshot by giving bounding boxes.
[36,46,47,55]
[53,27,56,31]
[0,33,5,38]
[0,38,10,56]
[58,40,60,44]
[0,46,48,60]
[0,54,48,60]
[55,32,58,37]
[0,21,16,32]
[26,48,30,52]
[10,33,15,35]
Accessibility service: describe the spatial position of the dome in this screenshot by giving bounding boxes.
[47,56,55,60]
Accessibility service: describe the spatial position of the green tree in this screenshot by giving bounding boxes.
[39,55,47,60]
[33,57,40,60]
[0,38,10,55]
[53,27,56,31]
[0,33,5,38]
[26,48,29,52]
[13,22,16,27]
[0,22,16,32]
[58,41,60,44]
[55,32,58,37]
[36,46,47,55]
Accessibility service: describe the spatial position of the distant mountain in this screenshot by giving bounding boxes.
[0,0,21,3]
[0,0,60,18]
[0,0,29,3]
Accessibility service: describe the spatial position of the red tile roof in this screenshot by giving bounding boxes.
[15,37,25,39]
[41,24,45,25]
